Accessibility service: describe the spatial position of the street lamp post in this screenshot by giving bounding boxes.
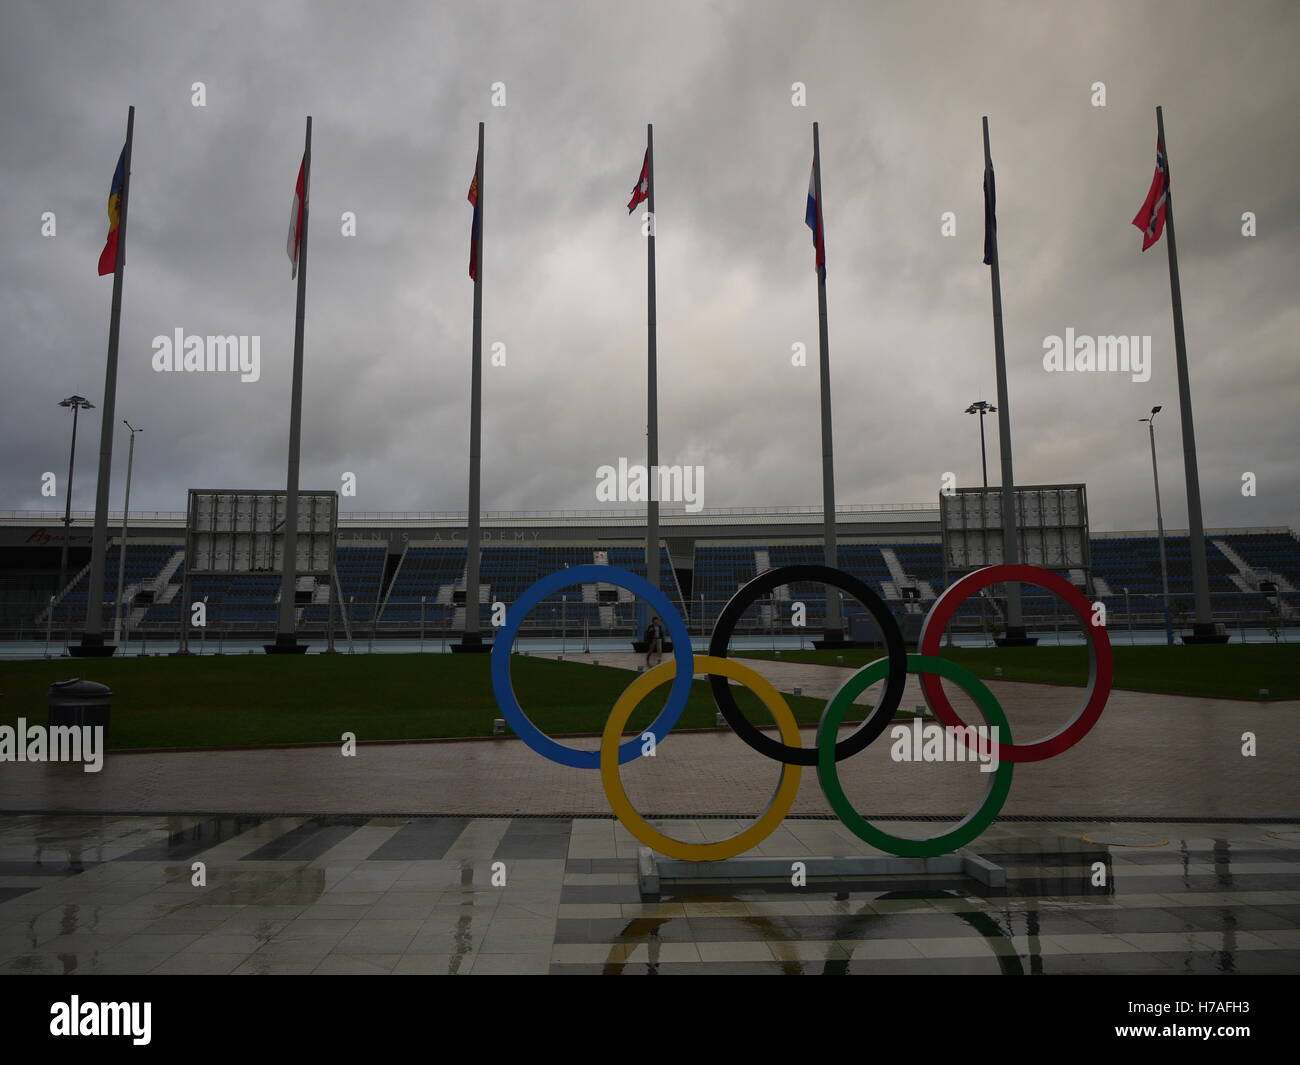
[1140,406,1174,646]
[112,421,141,646]
[964,401,997,489]
[56,396,95,610]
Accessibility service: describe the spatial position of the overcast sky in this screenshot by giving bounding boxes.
[1,0,1296,534]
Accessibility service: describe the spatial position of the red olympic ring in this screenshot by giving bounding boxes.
[918,563,1113,763]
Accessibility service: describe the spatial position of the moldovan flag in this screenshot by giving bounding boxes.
[805,162,825,275]
[1132,139,1168,251]
[467,150,481,280]
[97,146,126,276]
[287,153,308,278]
[627,150,649,214]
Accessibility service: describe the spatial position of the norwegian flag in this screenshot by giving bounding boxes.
[1132,140,1169,251]
[627,149,649,214]
[286,152,308,278]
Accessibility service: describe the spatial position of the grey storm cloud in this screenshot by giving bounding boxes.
[1,0,1296,533]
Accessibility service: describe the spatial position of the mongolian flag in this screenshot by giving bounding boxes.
[627,149,649,214]
[1132,139,1169,251]
[468,149,481,280]
[97,147,126,276]
[286,152,308,278]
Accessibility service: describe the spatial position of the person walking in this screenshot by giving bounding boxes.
[643,615,665,669]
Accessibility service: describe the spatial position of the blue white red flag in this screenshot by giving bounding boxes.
[1132,139,1168,251]
[805,162,825,275]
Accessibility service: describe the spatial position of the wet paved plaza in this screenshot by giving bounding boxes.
[1,813,1297,974]
[2,658,1296,974]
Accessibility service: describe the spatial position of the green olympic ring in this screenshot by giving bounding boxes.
[817,653,1015,858]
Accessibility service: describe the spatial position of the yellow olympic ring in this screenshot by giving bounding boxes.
[599,654,803,861]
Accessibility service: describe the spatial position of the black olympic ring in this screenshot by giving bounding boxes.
[707,564,908,766]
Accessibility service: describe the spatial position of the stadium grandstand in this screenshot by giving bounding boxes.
[1,501,1295,647]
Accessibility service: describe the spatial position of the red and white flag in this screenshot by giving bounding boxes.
[627,149,649,214]
[1132,139,1168,252]
[287,153,309,278]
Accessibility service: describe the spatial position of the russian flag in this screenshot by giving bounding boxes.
[287,152,308,279]
[805,162,825,275]
[97,147,126,276]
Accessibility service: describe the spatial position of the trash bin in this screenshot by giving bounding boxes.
[48,679,111,743]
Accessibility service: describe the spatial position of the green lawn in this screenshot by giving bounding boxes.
[735,643,1299,701]
[0,653,850,751]
[4,643,1288,752]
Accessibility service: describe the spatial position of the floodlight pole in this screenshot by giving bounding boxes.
[965,401,996,489]
[56,396,94,609]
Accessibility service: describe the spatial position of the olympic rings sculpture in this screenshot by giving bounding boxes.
[490,562,1113,860]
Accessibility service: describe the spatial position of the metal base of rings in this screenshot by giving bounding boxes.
[637,847,1007,897]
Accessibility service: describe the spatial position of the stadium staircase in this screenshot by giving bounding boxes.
[37,558,93,623]
[592,552,613,629]
[880,547,927,612]
[1213,538,1295,594]
[375,544,408,626]
[131,548,185,628]
[1214,537,1295,616]
[754,549,772,625]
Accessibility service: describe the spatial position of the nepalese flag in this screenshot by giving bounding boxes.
[1132,139,1168,251]
[97,146,126,276]
[627,150,649,213]
[468,150,481,280]
[805,161,825,274]
[286,152,308,279]
[982,165,997,266]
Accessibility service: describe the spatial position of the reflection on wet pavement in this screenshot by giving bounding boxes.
[0,813,1296,974]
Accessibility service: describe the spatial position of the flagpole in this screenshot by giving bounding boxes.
[74,104,133,657]
[1155,105,1223,643]
[982,116,1033,647]
[645,123,660,608]
[112,421,140,645]
[811,122,844,646]
[269,116,311,654]
[455,121,489,652]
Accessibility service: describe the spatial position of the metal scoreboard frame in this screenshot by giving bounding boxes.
[185,489,338,576]
[940,483,1091,581]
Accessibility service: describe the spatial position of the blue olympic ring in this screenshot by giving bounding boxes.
[489,564,695,769]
